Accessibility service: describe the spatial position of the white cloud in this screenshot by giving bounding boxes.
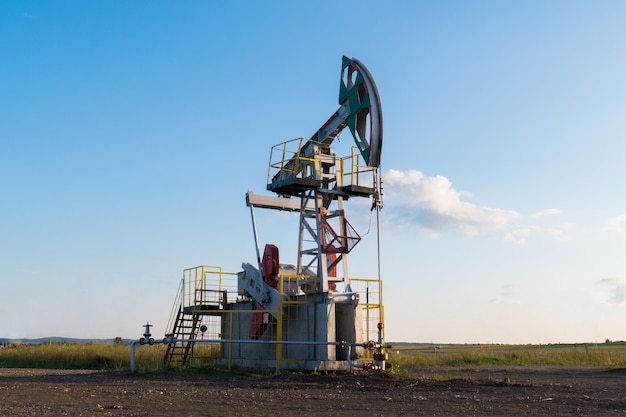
[603,214,626,232]
[382,169,567,242]
[597,277,626,304]
[530,209,561,218]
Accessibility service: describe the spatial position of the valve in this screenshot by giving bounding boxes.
[138,322,155,345]
[362,362,382,372]
[363,340,378,351]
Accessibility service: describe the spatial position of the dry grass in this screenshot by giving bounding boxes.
[0,342,166,372]
[390,342,626,371]
[4,341,626,373]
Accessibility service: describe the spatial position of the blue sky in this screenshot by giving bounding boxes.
[2,1,626,343]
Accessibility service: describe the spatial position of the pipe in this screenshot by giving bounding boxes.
[247,193,263,269]
[344,344,360,369]
[344,340,393,372]
[130,338,351,372]
[129,340,140,372]
[130,336,390,372]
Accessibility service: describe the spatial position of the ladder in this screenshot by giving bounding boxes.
[164,266,232,366]
[164,306,196,365]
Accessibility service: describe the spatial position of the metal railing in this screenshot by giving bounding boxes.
[267,139,376,192]
[350,277,384,353]
[267,138,326,184]
[165,266,239,338]
[342,146,377,189]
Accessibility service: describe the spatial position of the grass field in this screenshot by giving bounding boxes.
[0,342,166,372]
[2,341,626,372]
[390,342,626,370]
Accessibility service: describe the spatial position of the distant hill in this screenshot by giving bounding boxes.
[1,337,133,345]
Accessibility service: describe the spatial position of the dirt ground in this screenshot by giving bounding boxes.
[1,366,626,416]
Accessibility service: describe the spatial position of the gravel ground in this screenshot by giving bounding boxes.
[1,366,626,416]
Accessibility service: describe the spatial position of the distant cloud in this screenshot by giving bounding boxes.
[488,284,517,304]
[603,214,626,232]
[382,169,568,243]
[529,209,561,218]
[597,277,626,304]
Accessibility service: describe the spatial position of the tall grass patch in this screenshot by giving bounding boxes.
[0,342,166,372]
[391,343,626,370]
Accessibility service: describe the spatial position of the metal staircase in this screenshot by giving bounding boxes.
[164,266,236,366]
[163,306,196,365]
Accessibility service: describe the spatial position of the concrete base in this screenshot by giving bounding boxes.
[214,358,355,372]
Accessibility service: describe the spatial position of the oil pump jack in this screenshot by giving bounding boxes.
[164,56,388,372]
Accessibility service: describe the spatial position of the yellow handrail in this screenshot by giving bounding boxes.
[165,266,238,336]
